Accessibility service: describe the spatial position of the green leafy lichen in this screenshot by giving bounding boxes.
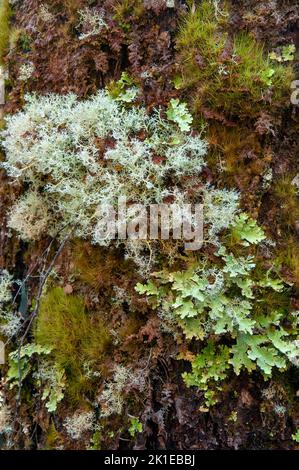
[136,215,299,405]
[166,99,193,132]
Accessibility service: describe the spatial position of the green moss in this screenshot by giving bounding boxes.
[113,0,144,30]
[18,32,31,52]
[206,124,263,183]
[9,28,23,52]
[8,27,31,54]
[177,1,227,57]
[90,430,102,450]
[44,422,62,450]
[276,238,299,288]
[175,1,227,88]
[0,0,11,65]
[273,177,299,231]
[34,287,111,401]
[175,0,294,120]
[71,241,136,294]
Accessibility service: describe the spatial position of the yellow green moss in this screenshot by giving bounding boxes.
[9,27,23,52]
[273,177,299,232]
[44,422,62,450]
[0,0,11,65]
[276,238,299,288]
[175,0,294,120]
[34,287,111,401]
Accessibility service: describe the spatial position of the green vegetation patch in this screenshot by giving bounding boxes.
[35,287,111,401]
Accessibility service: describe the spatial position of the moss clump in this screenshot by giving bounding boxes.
[175,0,294,120]
[276,238,299,289]
[271,178,299,287]
[0,0,11,65]
[35,287,111,401]
[44,422,62,450]
[72,241,135,291]
[113,0,144,30]
[273,177,299,232]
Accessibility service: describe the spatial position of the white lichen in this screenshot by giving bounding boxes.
[1,90,240,271]
[18,62,35,81]
[77,7,107,40]
[0,270,21,338]
[63,411,94,440]
[98,365,147,417]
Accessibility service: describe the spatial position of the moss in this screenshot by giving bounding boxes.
[90,430,101,450]
[175,0,294,121]
[178,0,228,56]
[8,28,31,53]
[34,287,111,402]
[0,0,11,65]
[18,32,31,52]
[113,0,144,30]
[206,124,264,176]
[232,34,293,103]
[0,0,10,127]
[62,0,84,17]
[9,27,21,52]
[44,422,62,450]
[276,238,299,288]
[72,241,135,291]
[273,177,299,232]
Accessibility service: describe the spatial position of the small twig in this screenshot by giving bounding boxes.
[141,349,152,372]
[12,223,71,306]
[14,232,71,414]
[5,225,71,349]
